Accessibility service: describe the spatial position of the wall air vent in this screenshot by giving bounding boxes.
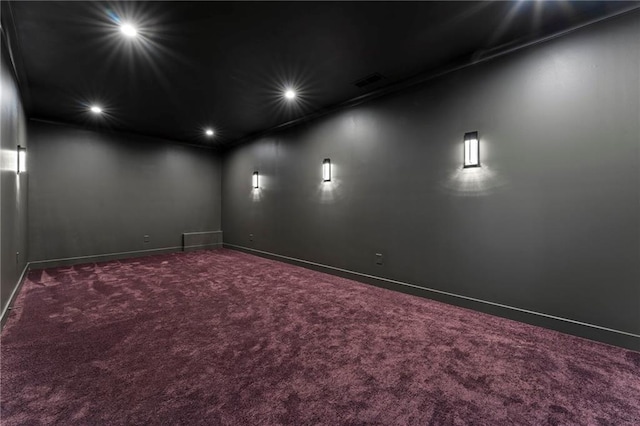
[354,73,385,88]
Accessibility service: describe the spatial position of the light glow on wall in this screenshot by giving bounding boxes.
[252,171,259,189]
[464,131,480,168]
[322,158,331,182]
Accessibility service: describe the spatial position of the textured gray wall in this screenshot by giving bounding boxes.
[1,35,29,318]
[222,12,640,346]
[28,121,222,264]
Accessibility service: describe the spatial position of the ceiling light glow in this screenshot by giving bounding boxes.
[205,129,214,136]
[284,89,296,100]
[90,106,102,114]
[120,23,138,38]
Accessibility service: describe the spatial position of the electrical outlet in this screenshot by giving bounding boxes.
[249,233,254,242]
[143,235,150,243]
[375,253,383,265]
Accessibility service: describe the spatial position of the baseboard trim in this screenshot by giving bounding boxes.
[29,244,222,269]
[224,243,640,351]
[1,262,30,328]
[183,242,223,252]
[2,244,224,327]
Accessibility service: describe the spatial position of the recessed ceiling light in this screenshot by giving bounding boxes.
[120,23,138,38]
[90,106,102,114]
[205,129,214,136]
[284,89,296,100]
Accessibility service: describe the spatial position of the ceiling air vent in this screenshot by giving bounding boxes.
[353,73,385,88]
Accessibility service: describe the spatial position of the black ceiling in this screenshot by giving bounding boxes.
[5,1,637,148]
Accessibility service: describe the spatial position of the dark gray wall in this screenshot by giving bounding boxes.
[28,121,222,265]
[1,34,29,319]
[222,12,640,348]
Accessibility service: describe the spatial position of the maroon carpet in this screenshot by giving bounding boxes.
[1,249,639,425]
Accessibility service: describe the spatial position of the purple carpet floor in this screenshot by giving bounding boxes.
[1,249,639,425]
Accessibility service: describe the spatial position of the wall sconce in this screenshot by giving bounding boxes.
[322,158,331,182]
[17,145,26,174]
[252,171,259,189]
[463,131,480,168]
